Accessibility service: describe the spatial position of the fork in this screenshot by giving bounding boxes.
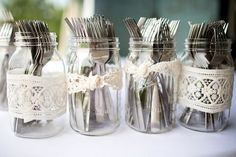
[0,9,14,22]
[0,23,13,38]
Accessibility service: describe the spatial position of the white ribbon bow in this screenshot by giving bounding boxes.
[124,59,182,103]
[124,59,182,80]
[67,70,122,93]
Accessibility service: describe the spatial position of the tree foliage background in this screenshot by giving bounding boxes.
[2,0,63,40]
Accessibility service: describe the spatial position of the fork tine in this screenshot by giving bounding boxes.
[0,24,4,36]
[1,9,14,21]
[223,23,229,34]
[3,24,8,36]
[7,24,12,37]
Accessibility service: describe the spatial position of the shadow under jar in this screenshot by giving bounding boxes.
[7,32,67,138]
[0,36,15,110]
[67,37,121,136]
[125,38,180,133]
[178,39,234,132]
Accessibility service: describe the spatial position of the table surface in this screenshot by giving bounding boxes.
[0,72,236,157]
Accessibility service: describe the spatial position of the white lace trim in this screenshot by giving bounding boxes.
[178,66,234,113]
[7,73,67,122]
[124,59,182,102]
[67,69,122,93]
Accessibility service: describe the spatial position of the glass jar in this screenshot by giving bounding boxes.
[125,38,180,133]
[7,32,67,138]
[67,37,121,136]
[0,37,15,110]
[178,39,234,132]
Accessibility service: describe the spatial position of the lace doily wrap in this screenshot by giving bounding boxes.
[178,66,234,113]
[124,59,182,102]
[67,69,122,93]
[7,73,67,122]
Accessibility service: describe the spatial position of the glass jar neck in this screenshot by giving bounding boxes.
[128,38,176,63]
[14,32,57,47]
[69,37,119,50]
[129,38,176,51]
[185,38,232,53]
[0,37,12,46]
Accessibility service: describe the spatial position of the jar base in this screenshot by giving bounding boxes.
[126,121,174,134]
[70,122,120,136]
[178,120,228,132]
[11,115,66,139]
[0,105,8,111]
[14,126,65,139]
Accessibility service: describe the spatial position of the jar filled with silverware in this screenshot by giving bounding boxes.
[178,21,234,132]
[0,10,16,111]
[124,17,181,133]
[65,16,122,136]
[7,20,67,138]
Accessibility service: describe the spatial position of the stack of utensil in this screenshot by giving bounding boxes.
[12,20,54,134]
[124,17,180,133]
[0,9,16,110]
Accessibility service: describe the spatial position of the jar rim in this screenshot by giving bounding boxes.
[129,37,176,46]
[70,37,119,42]
[128,47,175,52]
[14,32,58,46]
[0,37,11,46]
[15,32,56,36]
[185,38,232,51]
[185,38,232,43]
[69,37,120,50]
[129,37,176,51]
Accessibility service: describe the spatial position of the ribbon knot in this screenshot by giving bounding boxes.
[88,74,104,90]
[124,59,182,103]
[67,70,122,93]
[124,59,182,80]
[137,64,149,78]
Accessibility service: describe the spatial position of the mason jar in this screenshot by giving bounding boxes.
[125,38,180,133]
[178,39,234,132]
[0,36,15,110]
[7,32,67,138]
[67,37,121,136]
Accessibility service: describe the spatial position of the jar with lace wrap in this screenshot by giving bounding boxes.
[67,37,122,135]
[178,38,234,132]
[0,35,15,110]
[125,38,181,133]
[7,32,67,138]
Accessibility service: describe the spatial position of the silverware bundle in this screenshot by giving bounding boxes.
[124,17,179,62]
[180,20,231,131]
[186,21,229,68]
[0,9,16,110]
[0,8,14,23]
[65,16,119,134]
[0,9,16,44]
[65,16,115,38]
[16,20,53,75]
[12,20,54,134]
[124,17,180,132]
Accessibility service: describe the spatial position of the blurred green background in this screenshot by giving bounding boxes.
[2,0,64,38]
[1,0,236,64]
